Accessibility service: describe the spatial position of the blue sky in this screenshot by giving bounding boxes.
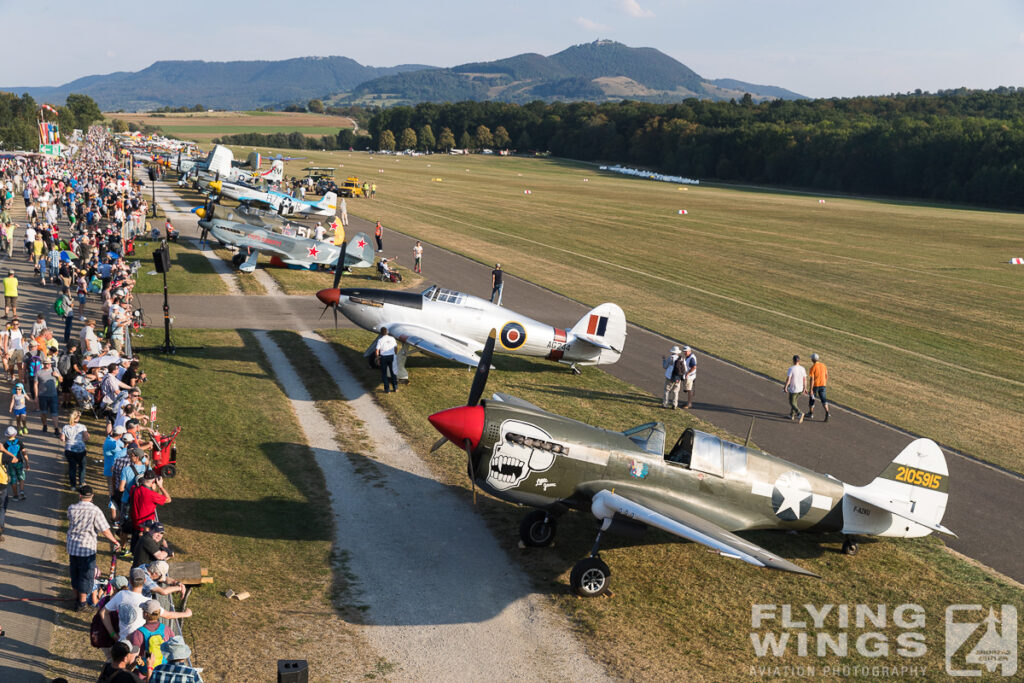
[4,0,1023,98]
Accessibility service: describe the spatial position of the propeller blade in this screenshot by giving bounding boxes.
[333,304,338,329]
[318,303,330,320]
[332,242,348,290]
[463,438,477,505]
[429,436,448,453]
[466,329,496,407]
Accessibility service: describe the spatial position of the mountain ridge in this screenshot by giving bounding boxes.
[2,42,805,111]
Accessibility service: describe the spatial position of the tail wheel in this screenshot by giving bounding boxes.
[842,539,859,556]
[519,510,557,547]
[570,556,611,597]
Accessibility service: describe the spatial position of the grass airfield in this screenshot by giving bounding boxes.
[95,148,1024,679]
[230,145,1024,473]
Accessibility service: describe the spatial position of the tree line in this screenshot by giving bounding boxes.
[365,89,1024,209]
[0,92,104,150]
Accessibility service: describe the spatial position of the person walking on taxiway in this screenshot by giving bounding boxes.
[375,327,399,393]
[413,241,423,274]
[807,353,830,422]
[662,345,682,409]
[490,263,504,305]
[784,354,808,423]
[374,220,383,251]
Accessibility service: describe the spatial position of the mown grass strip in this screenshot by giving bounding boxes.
[47,328,378,681]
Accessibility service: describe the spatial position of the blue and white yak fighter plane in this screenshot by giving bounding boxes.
[315,284,626,379]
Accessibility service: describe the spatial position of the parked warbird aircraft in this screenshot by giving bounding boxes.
[427,331,955,596]
[194,202,373,273]
[183,146,284,184]
[204,179,337,217]
[314,284,626,378]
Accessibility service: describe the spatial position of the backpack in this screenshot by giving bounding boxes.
[672,357,687,381]
[89,594,119,648]
[137,622,166,667]
[57,350,72,376]
[54,296,67,317]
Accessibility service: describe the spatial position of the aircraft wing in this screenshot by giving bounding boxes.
[387,323,483,369]
[590,489,819,577]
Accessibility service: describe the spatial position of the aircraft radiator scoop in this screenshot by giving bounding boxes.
[428,405,484,451]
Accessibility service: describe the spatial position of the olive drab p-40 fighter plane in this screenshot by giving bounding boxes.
[427,332,955,597]
[314,284,626,378]
[194,202,373,273]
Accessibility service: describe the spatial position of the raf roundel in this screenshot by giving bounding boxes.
[500,321,527,350]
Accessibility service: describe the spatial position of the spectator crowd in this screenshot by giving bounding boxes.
[1,127,204,682]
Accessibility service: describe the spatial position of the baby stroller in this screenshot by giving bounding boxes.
[72,376,98,415]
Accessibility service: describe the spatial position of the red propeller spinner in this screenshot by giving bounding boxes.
[428,405,485,451]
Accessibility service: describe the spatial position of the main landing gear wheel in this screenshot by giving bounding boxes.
[570,556,611,597]
[231,253,245,267]
[519,510,557,547]
[842,536,859,556]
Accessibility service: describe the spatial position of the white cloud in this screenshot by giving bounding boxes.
[576,16,610,31]
[619,0,654,18]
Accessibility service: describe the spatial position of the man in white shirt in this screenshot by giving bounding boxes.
[375,327,398,393]
[661,345,681,409]
[784,355,808,422]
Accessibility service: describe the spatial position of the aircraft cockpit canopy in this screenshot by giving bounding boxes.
[623,422,666,456]
[680,430,748,478]
[422,285,467,305]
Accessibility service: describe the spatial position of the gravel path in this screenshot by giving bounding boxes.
[253,330,613,682]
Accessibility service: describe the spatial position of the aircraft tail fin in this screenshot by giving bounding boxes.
[842,438,954,538]
[346,232,375,269]
[317,191,338,214]
[245,151,262,170]
[568,303,626,364]
[263,159,284,182]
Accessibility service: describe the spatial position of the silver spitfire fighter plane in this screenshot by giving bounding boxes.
[315,284,626,378]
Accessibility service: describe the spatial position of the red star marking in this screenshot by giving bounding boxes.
[307,245,320,258]
[357,239,366,248]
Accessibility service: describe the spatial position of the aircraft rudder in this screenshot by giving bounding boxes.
[568,303,627,363]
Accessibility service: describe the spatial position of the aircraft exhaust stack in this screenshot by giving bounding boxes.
[428,405,485,451]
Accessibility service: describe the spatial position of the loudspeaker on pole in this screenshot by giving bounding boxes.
[153,247,171,273]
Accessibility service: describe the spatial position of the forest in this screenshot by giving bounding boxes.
[364,89,1024,209]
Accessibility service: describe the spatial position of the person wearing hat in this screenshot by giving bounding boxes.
[103,566,191,642]
[140,558,185,598]
[807,353,830,422]
[133,521,172,571]
[60,409,90,489]
[2,269,17,319]
[3,424,27,500]
[679,346,698,409]
[129,598,172,673]
[662,345,682,409]
[34,355,63,434]
[784,354,809,423]
[9,381,29,434]
[67,485,120,611]
[490,263,504,305]
[129,471,171,548]
[151,636,202,682]
[104,425,128,516]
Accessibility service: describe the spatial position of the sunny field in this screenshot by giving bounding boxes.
[228,146,1024,473]
[107,110,352,141]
